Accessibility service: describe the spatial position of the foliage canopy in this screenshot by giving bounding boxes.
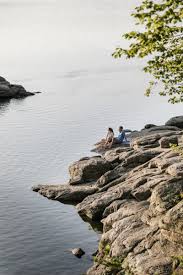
[113,0,183,103]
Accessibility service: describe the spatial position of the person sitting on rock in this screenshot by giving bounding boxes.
[114,126,128,144]
[95,127,114,149]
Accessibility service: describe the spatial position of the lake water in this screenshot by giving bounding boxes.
[0,1,182,275]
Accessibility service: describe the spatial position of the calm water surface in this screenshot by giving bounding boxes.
[0,1,182,275]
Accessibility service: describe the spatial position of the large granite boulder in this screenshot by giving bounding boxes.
[103,147,133,164]
[166,116,183,129]
[123,149,161,168]
[102,200,149,232]
[159,135,178,148]
[143,124,157,129]
[147,179,183,217]
[76,186,127,220]
[159,200,183,236]
[0,76,34,98]
[69,156,111,185]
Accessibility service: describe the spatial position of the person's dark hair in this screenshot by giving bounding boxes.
[119,126,123,130]
[108,127,114,133]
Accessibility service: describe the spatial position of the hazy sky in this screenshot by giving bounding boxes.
[0,0,140,78]
[0,0,182,129]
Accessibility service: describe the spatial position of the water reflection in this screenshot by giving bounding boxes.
[58,201,103,234]
[0,97,32,116]
[0,98,11,115]
[79,214,103,234]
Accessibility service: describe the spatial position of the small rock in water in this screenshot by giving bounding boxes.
[71,248,85,258]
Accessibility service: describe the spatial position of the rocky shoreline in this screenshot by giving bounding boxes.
[0,76,35,99]
[33,116,183,275]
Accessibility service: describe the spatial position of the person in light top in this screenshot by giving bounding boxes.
[95,127,114,148]
[105,127,114,147]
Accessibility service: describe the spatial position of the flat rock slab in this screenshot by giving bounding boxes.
[32,183,98,203]
[91,143,130,154]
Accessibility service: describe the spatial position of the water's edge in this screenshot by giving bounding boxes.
[32,120,183,275]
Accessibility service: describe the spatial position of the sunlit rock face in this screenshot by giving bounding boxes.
[33,121,183,275]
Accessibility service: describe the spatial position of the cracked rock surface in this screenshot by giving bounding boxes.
[33,118,183,275]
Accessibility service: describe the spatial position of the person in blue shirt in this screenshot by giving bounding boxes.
[115,126,128,144]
